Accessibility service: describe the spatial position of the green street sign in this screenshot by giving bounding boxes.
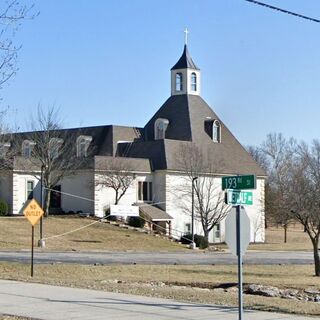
[225,190,253,205]
[222,175,256,190]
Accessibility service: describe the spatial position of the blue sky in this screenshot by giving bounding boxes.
[2,0,320,146]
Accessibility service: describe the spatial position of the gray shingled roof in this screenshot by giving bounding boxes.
[13,156,41,171]
[144,95,192,141]
[171,45,200,70]
[136,203,173,221]
[130,94,266,176]
[9,125,113,156]
[2,125,144,171]
[95,156,151,173]
[4,93,265,177]
[117,140,167,170]
[163,140,265,176]
[7,124,142,158]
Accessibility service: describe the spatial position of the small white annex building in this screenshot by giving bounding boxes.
[0,44,266,243]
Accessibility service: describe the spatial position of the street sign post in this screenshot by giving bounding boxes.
[222,174,256,320]
[23,199,44,277]
[222,175,256,190]
[225,190,253,205]
[225,206,251,320]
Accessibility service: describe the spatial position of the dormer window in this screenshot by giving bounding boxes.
[76,135,92,157]
[154,118,169,140]
[213,120,221,143]
[175,73,183,91]
[22,140,36,158]
[49,138,63,159]
[204,119,221,143]
[0,142,10,159]
[191,72,197,91]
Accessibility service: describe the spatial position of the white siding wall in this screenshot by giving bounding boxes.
[12,173,40,215]
[10,171,97,216]
[165,173,203,239]
[246,178,265,242]
[61,171,94,214]
[153,171,166,210]
[94,173,153,217]
[171,68,201,96]
[165,173,265,243]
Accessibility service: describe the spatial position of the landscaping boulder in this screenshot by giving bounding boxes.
[247,284,280,297]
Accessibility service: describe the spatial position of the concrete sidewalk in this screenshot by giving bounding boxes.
[0,280,313,320]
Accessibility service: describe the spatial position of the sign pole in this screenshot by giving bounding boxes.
[40,165,43,241]
[24,199,44,277]
[222,174,256,319]
[236,205,243,320]
[31,225,34,277]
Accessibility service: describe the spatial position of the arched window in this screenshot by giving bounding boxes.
[154,118,169,140]
[0,142,10,159]
[191,72,197,91]
[213,120,221,143]
[76,135,92,157]
[175,73,183,91]
[22,140,36,158]
[49,138,63,159]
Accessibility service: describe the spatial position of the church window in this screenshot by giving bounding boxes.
[154,118,169,140]
[22,140,36,158]
[204,120,221,143]
[76,135,92,157]
[175,73,183,91]
[27,180,34,200]
[0,142,10,159]
[138,181,152,202]
[191,72,197,91]
[49,138,63,159]
[213,120,221,143]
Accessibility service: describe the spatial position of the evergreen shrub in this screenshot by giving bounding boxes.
[0,199,8,216]
[127,216,145,228]
[180,233,209,249]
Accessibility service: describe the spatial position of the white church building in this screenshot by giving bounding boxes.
[0,44,266,243]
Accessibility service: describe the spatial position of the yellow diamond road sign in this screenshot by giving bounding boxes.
[23,199,44,226]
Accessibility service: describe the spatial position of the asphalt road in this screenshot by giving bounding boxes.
[0,250,314,265]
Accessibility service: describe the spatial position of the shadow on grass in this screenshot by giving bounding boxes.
[71,240,102,243]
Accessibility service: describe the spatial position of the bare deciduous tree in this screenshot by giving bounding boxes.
[0,1,37,94]
[285,140,320,276]
[15,105,85,216]
[256,133,320,276]
[95,157,135,205]
[175,143,230,243]
[247,144,270,229]
[260,133,295,242]
[0,1,37,166]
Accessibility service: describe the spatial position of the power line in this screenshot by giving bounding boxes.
[244,0,320,23]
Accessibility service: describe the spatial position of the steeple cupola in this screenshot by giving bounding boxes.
[171,44,201,96]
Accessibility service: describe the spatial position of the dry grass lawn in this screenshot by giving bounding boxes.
[210,225,313,252]
[0,218,318,317]
[0,262,319,317]
[0,216,314,252]
[0,216,187,251]
[249,225,313,251]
